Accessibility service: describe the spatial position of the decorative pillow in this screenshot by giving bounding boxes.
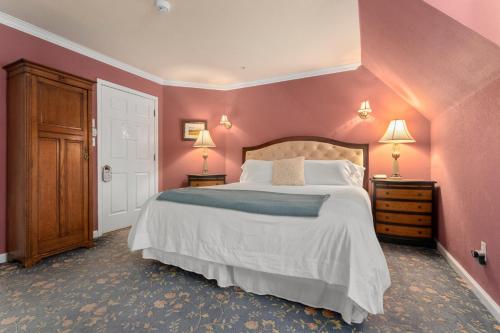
[240,160,273,184]
[272,156,305,186]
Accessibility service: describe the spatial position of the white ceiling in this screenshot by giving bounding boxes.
[0,0,361,87]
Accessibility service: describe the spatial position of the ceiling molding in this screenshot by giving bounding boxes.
[0,10,360,91]
[0,11,165,84]
[217,63,361,90]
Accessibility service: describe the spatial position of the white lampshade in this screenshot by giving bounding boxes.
[193,130,216,148]
[379,119,416,143]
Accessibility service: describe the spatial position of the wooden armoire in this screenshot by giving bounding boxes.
[5,59,95,267]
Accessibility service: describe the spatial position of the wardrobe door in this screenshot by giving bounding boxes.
[33,76,90,254]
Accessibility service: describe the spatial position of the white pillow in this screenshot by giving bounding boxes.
[304,160,365,187]
[240,160,273,184]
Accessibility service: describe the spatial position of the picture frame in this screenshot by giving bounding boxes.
[182,120,207,141]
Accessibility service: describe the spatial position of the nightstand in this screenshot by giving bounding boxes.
[371,179,437,248]
[188,174,226,187]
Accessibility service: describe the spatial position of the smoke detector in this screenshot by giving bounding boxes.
[155,0,171,13]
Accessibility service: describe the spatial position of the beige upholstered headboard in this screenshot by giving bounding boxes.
[242,136,369,189]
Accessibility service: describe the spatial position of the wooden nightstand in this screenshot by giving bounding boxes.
[371,179,437,248]
[188,174,226,187]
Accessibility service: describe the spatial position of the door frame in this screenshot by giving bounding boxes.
[96,79,159,238]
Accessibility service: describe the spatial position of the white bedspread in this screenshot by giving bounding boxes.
[128,183,390,323]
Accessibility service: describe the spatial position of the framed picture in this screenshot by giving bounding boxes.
[182,120,207,141]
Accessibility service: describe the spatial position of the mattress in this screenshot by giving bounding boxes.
[128,183,391,323]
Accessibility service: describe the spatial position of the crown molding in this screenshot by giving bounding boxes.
[0,10,360,91]
[217,63,361,90]
[0,11,165,84]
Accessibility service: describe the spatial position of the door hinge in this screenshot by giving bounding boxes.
[154,109,156,117]
[153,154,156,161]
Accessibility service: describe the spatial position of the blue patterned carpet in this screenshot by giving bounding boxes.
[0,229,498,333]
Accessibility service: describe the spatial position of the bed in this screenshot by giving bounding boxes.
[128,136,390,324]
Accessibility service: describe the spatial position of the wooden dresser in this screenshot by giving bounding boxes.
[371,179,437,248]
[5,59,95,267]
[188,174,226,187]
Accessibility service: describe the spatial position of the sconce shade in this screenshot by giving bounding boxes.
[358,100,372,119]
[379,119,416,143]
[193,130,216,148]
[220,114,232,128]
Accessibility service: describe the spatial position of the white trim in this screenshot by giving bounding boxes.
[437,242,500,322]
[217,63,361,90]
[0,10,360,91]
[0,253,6,264]
[0,11,164,85]
[96,79,159,238]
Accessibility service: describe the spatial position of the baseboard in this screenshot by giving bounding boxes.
[0,253,6,264]
[437,242,500,322]
[93,230,101,239]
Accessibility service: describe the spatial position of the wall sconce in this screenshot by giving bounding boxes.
[358,100,372,119]
[219,114,232,129]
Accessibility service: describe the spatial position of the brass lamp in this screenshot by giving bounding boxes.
[358,100,372,119]
[193,130,216,174]
[219,114,232,129]
[379,119,415,178]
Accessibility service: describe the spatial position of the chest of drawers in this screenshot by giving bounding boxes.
[371,179,437,248]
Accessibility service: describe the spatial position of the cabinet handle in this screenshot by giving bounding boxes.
[83,148,89,160]
[418,193,422,196]
[385,228,389,231]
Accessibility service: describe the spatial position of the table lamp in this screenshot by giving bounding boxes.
[379,119,415,179]
[193,130,216,174]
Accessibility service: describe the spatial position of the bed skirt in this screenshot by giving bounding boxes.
[143,248,368,324]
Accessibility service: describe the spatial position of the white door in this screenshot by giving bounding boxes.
[99,83,157,234]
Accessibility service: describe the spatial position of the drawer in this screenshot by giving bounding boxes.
[376,188,432,200]
[376,200,432,213]
[375,212,431,226]
[376,223,432,238]
[190,180,224,187]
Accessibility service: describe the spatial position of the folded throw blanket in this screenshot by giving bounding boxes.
[157,188,330,217]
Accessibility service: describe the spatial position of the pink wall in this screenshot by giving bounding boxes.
[423,0,500,47]
[162,86,227,189]
[0,24,164,253]
[222,67,430,183]
[0,22,432,260]
[360,0,500,304]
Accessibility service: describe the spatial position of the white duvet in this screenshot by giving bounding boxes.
[128,183,390,323]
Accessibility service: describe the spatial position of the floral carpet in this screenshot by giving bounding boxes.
[0,229,498,333]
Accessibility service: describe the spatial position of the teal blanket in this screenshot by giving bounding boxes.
[157,188,330,217]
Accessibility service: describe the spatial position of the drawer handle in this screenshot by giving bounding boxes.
[418,205,422,209]
[418,193,422,196]
[418,231,422,234]
[386,192,390,195]
[418,218,422,221]
[385,204,390,207]
[385,228,389,232]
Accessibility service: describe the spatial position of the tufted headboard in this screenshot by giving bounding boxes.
[242,136,369,189]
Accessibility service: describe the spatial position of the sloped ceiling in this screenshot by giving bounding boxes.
[423,0,500,47]
[0,0,361,86]
[359,0,500,120]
